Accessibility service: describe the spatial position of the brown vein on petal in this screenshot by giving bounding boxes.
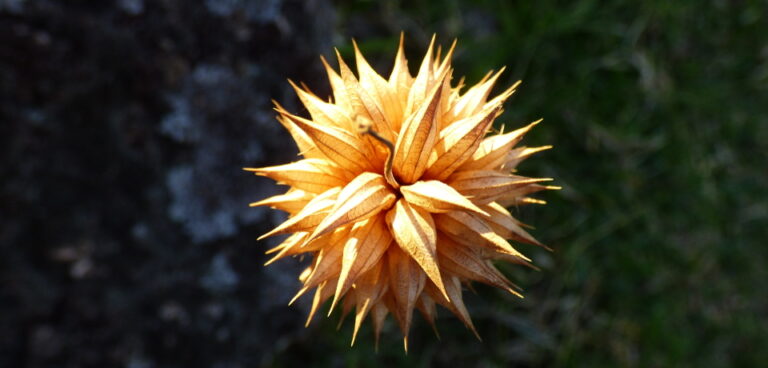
[249,189,314,215]
[424,106,500,180]
[385,199,448,299]
[400,180,488,216]
[392,69,448,184]
[386,247,426,339]
[247,159,345,194]
[434,210,530,261]
[278,109,375,173]
[437,234,523,297]
[307,172,396,244]
[330,215,392,314]
[459,119,542,172]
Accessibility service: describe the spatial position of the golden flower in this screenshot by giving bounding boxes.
[246,35,557,349]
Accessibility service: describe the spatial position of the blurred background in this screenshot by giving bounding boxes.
[2,0,767,367]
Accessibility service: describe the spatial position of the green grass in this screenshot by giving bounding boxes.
[273,1,768,366]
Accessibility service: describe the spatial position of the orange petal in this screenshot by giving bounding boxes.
[437,234,522,297]
[495,183,561,207]
[424,106,500,180]
[503,145,553,170]
[320,55,354,119]
[385,199,448,299]
[386,247,426,339]
[392,69,448,184]
[329,214,392,314]
[459,119,542,171]
[246,158,347,194]
[434,210,530,261]
[424,274,480,340]
[448,170,552,204]
[278,109,375,173]
[307,172,396,243]
[257,187,339,240]
[249,189,314,214]
[351,262,388,346]
[288,80,353,131]
[400,180,488,216]
[482,202,549,249]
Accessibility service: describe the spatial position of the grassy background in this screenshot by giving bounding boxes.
[274,1,768,366]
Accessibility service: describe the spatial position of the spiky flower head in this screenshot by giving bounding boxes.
[247,35,556,349]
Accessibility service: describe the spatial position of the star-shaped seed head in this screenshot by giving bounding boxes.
[246,35,557,350]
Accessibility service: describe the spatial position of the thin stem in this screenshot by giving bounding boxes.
[357,119,399,189]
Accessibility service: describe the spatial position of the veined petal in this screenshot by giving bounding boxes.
[451,68,507,120]
[424,106,500,180]
[308,172,396,243]
[249,189,314,214]
[503,145,553,170]
[330,214,392,314]
[258,187,339,240]
[459,119,542,171]
[320,55,354,116]
[392,69,448,184]
[482,202,548,249]
[273,110,321,158]
[289,80,353,131]
[351,262,388,346]
[388,33,412,133]
[437,234,522,297]
[354,40,399,142]
[385,199,448,299]
[298,239,345,295]
[400,180,488,216]
[434,210,530,261]
[424,274,480,340]
[278,109,375,173]
[404,35,436,118]
[448,170,552,204]
[495,183,561,207]
[246,159,345,194]
[305,278,338,327]
[386,246,426,340]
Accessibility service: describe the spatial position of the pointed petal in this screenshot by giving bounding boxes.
[482,202,548,249]
[288,79,355,131]
[249,189,314,214]
[400,180,488,216]
[246,158,347,194]
[278,109,375,173]
[371,297,390,351]
[351,262,388,346]
[504,145,553,170]
[305,278,338,327]
[320,55,354,116]
[386,247,426,338]
[448,170,552,204]
[434,210,530,261]
[392,69,448,184]
[424,106,500,180]
[459,119,542,171]
[437,234,522,297]
[307,172,396,243]
[405,35,436,117]
[385,199,448,299]
[495,183,561,207]
[300,239,345,292]
[273,110,322,158]
[451,68,508,119]
[424,275,481,339]
[353,40,398,142]
[257,187,340,240]
[330,214,392,313]
[416,294,441,339]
